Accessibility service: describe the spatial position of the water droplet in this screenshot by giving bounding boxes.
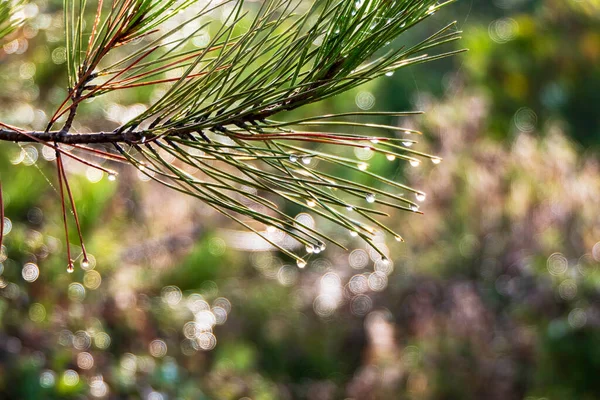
[319,243,326,251]
[381,257,390,265]
[346,205,354,211]
[395,236,403,242]
[350,231,359,237]
[358,163,368,171]
[289,154,298,163]
[370,139,379,144]
[409,160,420,167]
[266,226,276,233]
[386,154,396,161]
[139,164,146,171]
[297,260,307,269]
[307,200,316,207]
[305,244,314,253]
[302,156,312,165]
[81,259,89,269]
[67,263,75,274]
[107,174,116,182]
[411,205,419,212]
[402,141,413,147]
[313,247,321,254]
[365,193,376,203]
[385,71,394,77]
[415,193,426,202]
[431,157,442,164]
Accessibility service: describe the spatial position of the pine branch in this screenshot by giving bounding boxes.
[0,0,464,269]
[0,129,147,143]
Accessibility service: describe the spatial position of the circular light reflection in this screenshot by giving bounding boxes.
[350,295,372,316]
[40,370,56,388]
[22,263,40,282]
[77,352,94,369]
[63,369,79,387]
[94,332,111,349]
[547,253,568,276]
[349,249,369,269]
[368,272,388,292]
[161,286,182,306]
[149,339,167,358]
[84,270,102,289]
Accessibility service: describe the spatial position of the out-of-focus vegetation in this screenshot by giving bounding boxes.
[0,1,599,399]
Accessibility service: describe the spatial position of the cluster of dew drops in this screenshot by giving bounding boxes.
[285,127,442,270]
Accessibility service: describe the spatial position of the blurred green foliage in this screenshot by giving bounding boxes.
[461,0,600,147]
[0,1,599,399]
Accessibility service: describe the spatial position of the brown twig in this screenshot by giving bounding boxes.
[0,129,120,175]
[0,129,140,143]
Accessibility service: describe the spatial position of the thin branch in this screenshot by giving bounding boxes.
[0,129,140,144]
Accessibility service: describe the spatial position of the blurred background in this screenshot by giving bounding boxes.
[0,0,599,399]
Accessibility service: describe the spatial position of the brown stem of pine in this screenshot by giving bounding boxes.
[0,129,144,144]
[0,125,390,145]
[60,87,83,134]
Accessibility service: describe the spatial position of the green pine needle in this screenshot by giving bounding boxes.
[0,0,25,42]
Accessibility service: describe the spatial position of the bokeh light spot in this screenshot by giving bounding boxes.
[149,339,167,358]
